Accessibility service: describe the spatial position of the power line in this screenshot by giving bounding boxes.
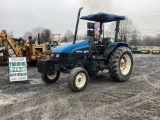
[132,16,160,20]
[127,10,160,16]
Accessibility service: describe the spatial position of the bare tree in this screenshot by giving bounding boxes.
[155,34,160,45]
[129,29,141,45]
[109,17,136,42]
[23,27,49,43]
[62,36,68,42]
[138,34,160,46]
[142,35,155,46]
[156,34,160,39]
[62,30,73,42]
[41,29,51,42]
[131,30,139,41]
[31,27,45,37]
[23,27,45,38]
[66,30,73,39]
[23,31,33,40]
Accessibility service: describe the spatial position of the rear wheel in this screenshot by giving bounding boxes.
[108,46,133,82]
[41,71,60,84]
[68,67,89,92]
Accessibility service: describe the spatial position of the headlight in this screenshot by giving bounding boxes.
[51,54,55,57]
[56,54,59,57]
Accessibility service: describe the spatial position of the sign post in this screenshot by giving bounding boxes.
[9,57,28,82]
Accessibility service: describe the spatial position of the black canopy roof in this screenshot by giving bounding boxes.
[80,12,125,23]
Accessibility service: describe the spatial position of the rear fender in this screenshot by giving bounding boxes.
[103,42,129,59]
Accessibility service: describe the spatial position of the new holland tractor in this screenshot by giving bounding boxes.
[37,8,133,92]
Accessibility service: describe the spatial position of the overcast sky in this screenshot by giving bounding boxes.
[0,0,160,38]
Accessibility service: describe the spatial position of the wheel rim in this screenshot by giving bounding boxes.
[120,54,131,75]
[47,71,57,80]
[75,73,86,88]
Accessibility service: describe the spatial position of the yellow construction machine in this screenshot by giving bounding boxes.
[51,34,61,45]
[46,34,61,53]
[0,30,50,65]
[50,34,61,49]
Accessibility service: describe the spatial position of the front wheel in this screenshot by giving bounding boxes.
[41,71,60,84]
[68,67,89,92]
[108,46,133,82]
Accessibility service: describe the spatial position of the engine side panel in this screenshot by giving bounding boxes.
[52,40,89,53]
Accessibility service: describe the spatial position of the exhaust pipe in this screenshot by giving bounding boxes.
[73,7,83,44]
[28,36,32,54]
[38,33,40,44]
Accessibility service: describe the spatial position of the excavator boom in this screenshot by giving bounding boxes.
[0,30,22,57]
[0,30,50,65]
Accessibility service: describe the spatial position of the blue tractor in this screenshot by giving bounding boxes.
[37,8,133,92]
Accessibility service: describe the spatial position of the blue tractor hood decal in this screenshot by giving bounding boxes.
[52,40,89,53]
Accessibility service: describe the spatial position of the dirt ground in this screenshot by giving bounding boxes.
[0,54,160,120]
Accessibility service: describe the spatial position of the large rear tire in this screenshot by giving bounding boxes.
[41,71,60,84]
[68,67,89,92]
[108,46,133,82]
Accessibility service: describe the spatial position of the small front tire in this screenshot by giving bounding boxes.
[41,71,60,84]
[68,67,89,92]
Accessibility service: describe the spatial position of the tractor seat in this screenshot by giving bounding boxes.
[101,38,110,46]
[96,38,110,54]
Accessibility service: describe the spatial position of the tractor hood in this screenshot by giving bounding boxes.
[52,40,89,53]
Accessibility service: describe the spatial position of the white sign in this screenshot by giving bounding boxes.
[0,53,3,57]
[9,57,28,82]
[0,47,4,57]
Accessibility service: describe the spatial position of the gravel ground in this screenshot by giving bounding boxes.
[0,54,160,120]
